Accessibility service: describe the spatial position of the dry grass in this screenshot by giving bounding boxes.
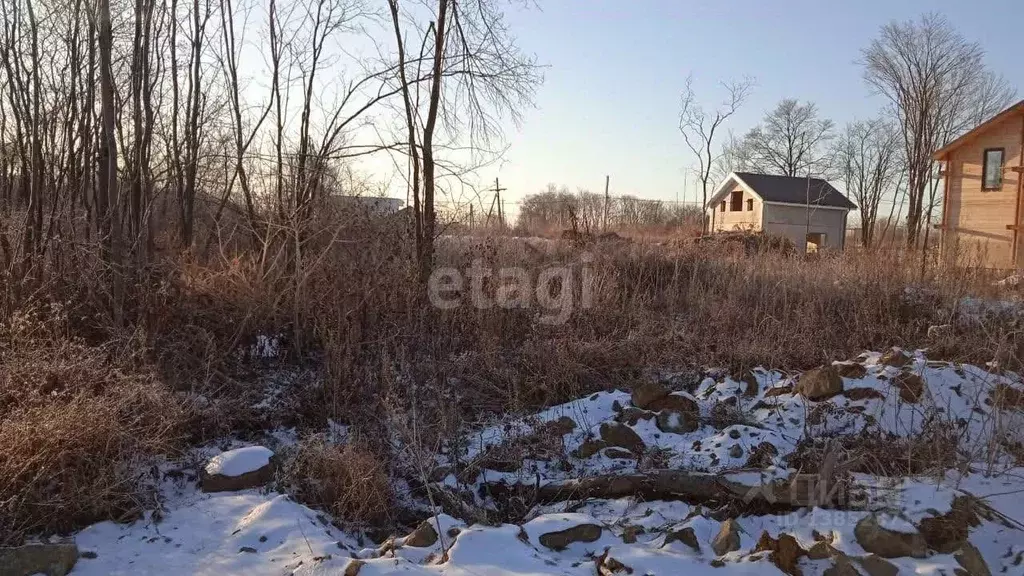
[1,218,1021,543]
[280,436,396,528]
[0,308,188,545]
[787,421,961,478]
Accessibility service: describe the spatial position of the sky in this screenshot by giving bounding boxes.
[472,0,1024,214]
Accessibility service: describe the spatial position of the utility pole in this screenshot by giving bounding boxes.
[603,175,610,232]
[488,177,506,229]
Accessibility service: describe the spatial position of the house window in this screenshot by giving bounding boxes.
[983,148,1004,190]
[720,201,726,212]
[746,199,754,211]
[730,191,743,211]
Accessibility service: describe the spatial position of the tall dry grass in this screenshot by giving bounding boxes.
[1,216,1020,542]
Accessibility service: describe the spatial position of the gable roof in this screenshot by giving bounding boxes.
[933,99,1024,159]
[708,172,857,211]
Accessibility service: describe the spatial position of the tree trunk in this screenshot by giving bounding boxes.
[419,2,449,285]
[98,0,122,325]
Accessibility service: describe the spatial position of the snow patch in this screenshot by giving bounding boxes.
[204,446,273,478]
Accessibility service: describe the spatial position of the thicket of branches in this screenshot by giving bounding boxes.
[0,0,540,321]
[515,184,703,235]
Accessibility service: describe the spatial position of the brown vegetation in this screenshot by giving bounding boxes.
[280,436,396,528]
[3,218,1022,544]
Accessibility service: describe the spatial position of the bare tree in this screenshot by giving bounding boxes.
[387,0,540,283]
[863,12,1013,248]
[711,131,752,184]
[678,74,754,234]
[838,118,901,248]
[734,99,835,177]
[97,0,121,321]
[217,0,272,239]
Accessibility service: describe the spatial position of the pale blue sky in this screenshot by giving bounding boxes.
[485,0,1024,211]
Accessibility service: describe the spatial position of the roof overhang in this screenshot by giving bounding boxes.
[933,99,1024,160]
[762,200,851,212]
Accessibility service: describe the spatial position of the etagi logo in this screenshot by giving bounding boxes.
[427,255,595,325]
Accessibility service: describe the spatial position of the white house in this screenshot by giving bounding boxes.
[706,172,857,252]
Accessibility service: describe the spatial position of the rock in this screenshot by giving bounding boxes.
[404,520,439,547]
[728,445,744,459]
[238,546,258,554]
[954,542,991,576]
[538,523,602,550]
[616,407,657,426]
[201,446,276,493]
[745,442,779,468]
[752,531,806,576]
[631,381,669,409]
[663,527,700,552]
[879,348,912,368]
[795,366,844,401]
[710,559,726,567]
[655,409,698,434]
[844,387,886,401]
[648,393,699,415]
[545,416,577,436]
[603,447,635,460]
[740,371,759,397]
[711,519,742,556]
[824,554,860,576]
[893,373,925,403]
[919,496,980,554]
[597,551,633,575]
[835,363,868,379]
[854,514,927,559]
[573,439,608,459]
[611,400,623,413]
[807,541,836,560]
[928,324,953,340]
[0,542,78,576]
[599,422,645,454]
[621,525,645,544]
[857,554,899,576]
[344,559,366,576]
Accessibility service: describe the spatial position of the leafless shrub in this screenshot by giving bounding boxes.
[0,317,187,546]
[788,422,960,478]
[281,436,396,529]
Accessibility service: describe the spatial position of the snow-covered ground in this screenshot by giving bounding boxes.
[67,349,1024,575]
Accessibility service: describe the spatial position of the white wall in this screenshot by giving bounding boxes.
[709,183,762,232]
[762,203,847,251]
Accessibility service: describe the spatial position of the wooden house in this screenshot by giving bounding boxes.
[934,100,1024,269]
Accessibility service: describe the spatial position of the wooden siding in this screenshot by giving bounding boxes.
[945,113,1024,269]
[710,183,761,232]
[762,203,846,252]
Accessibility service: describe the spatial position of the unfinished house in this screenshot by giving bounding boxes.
[933,100,1024,269]
[706,172,857,252]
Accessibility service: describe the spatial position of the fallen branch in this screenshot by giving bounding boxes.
[425,484,497,527]
[477,470,864,510]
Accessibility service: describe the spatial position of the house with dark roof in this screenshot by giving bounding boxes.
[933,100,1024,269]
[705,172,857,252]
